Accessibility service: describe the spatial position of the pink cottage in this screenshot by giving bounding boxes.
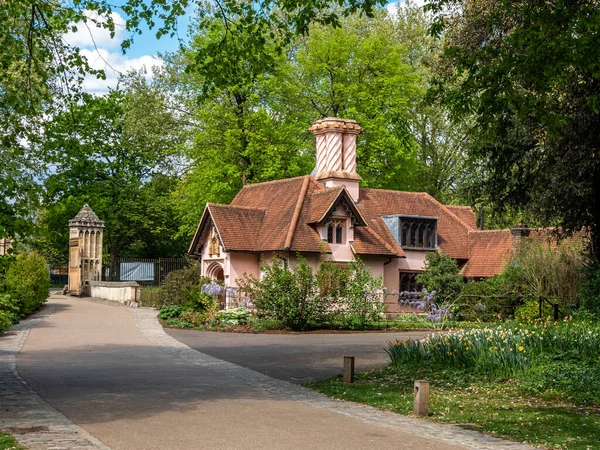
[189,118,524,309]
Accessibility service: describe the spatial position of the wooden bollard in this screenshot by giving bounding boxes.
[343,356,355,384]
[413,380,429,417]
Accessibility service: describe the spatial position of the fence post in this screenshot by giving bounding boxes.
[414,380,429,417]
[343,356,355,384]
[539,297,543,319]
[553,303,559,322]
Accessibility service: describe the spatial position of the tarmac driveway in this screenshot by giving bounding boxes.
[166,328,431,383]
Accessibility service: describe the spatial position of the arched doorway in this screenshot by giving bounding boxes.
[206,261,224,281]
[206,262,226,308]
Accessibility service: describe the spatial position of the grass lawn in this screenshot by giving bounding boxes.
[309,367,600,449]
[0,433,23,450]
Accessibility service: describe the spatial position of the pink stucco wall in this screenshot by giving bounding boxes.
[228,252,260,287]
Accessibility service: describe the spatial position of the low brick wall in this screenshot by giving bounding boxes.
[89,281,140,305]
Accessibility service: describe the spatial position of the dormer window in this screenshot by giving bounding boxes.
[326,220,345,244]
[400,217,437,249]
[383,215,438,250]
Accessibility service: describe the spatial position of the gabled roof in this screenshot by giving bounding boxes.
[188,204,267,253]
[307,186,366,226]
[358,189,472,259]
[188,175,402,257]
[188,172,494,264]
[461,230,513,278]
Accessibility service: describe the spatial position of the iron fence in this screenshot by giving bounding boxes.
[103,257,188,286]
[49,265,68,286]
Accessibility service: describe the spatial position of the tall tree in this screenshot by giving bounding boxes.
[289,12,422,190]
[171,17,314,236]
[390,1,472,202]
[1,0,385,239]
[38,81,187,264]
[426,0,600,252]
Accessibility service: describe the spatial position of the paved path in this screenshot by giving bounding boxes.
[3,295,536,450]
[166,328,430,383]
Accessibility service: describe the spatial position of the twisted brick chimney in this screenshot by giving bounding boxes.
[309,118,363,202]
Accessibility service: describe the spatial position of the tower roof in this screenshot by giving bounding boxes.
[69,204,104,227]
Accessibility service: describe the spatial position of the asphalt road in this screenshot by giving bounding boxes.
[166,328,431,383]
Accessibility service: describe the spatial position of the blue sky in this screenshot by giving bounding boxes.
[65,1,421,94]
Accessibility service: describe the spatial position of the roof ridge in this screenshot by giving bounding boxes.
[468,229,512,234]
[239,175,307,189]
[284,175,310,250]
[360,187,428,196]
[207,203,267,212]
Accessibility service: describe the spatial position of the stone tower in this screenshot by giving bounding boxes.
[68,205,104,296]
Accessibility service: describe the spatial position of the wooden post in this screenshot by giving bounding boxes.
[414,380,429,417]
[553,303,559,322]
[539,297,543,319]
[343,356,355,384]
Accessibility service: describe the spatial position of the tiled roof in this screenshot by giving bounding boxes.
[189,175,521,275]
[208,204,266,251]
[445,205,477,230]
[307,187,345,223]
[290,178,332,253]
[352,226,399,256]
[358,189,471,259]
[230,176,309,251]
[462,230,514,278]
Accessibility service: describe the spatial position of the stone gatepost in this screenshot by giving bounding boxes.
[68,205,104,296]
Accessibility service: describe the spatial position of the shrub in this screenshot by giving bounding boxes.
[416,251,464,301]
[215,307,252,326]
[341,259,385,329]
[3,252,50,316]
[157,305,183,320]
[183,286,218,314]
[514,237,584,303]
[238,255,321,331]
[155,261,211,308]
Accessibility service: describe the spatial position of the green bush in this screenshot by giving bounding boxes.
[3,252,50,316]
[416,251,464,301]
[182,286,218,314]
[238,255,385,330]
[155,261,211,308]
[238,255,321,331]
[157,305,183,320]
[215,307,252,326]
[341,258,384,329]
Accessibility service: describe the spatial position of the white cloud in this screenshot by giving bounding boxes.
[386,0,427,18]
[64,10,126,50]
[79,48,164,94]
[64,10,162,94]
